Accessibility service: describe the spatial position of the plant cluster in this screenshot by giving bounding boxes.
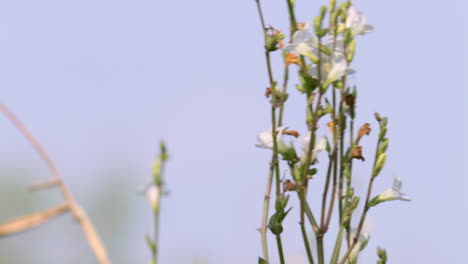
[254,1,411,263]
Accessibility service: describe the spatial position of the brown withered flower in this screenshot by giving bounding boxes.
[344,94,356,108]
[355,123,371,144]
[264,87,272,98]
[351,146,365,161]
[283,179,297,192]
[358,123,371,137]
[283,130,299,138]
[284,53,302,67]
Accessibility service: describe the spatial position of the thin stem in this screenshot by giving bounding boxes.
[0,101,111,264]
[316,234,325,264]
[255,0,284,260]
[320,154,334,228]
[298,191,319,234]
[285,0,298,34]
[153,157,167,264]
[300,219,315,264]
[278,66,289,127]
[330,225,344,264]
[260,168,274,261]
[338,139,382,264]
[276,235,286,264]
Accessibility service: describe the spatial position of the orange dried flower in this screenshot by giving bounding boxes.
[284,53,302,67]
[351,146,365,161]
[327,121,334,134]
[283,179,297,192]
[265,87,272,98]
[358,123,371,138]
[283,130,300,138]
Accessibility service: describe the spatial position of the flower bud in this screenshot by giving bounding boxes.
[379,138,389,155]
[351,196,360,210]
[320,6,327,20]
[379,127,387,140]
[152,160,161,185]
[374,112,383,122]
[377,247,387,262]
[314,16,323,36]
[372,153,387,177]
[329,0,336,12]
[347,39,356,62]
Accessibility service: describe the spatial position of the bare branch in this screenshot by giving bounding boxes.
[0,203,69,237]
[0,101,112,264]
[28,178,60,191]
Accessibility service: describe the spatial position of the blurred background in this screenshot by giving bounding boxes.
[0,0,467,263]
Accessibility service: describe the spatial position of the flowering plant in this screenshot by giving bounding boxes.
[254,1,411,263]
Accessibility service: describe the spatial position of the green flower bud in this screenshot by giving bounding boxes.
[344,164,351,180]
[320,6,327,20]
[347,39,356,62]
[344,29,353,44]
[314,16,322,36]
[372,153,387,177]
[335,80,344,90]
[268,212,283,235]
[275,196,287,211]
[379,127,387,141]
[377,247,387,263]
[293,165,302,182]
[329,0,336,12]
[152,160,161,185]
[379,138,389,155]
[351,196,360,210]
[374,112,383,122]
[320,45,332,56]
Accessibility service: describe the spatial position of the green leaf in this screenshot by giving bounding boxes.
[145,234,156,255]
[258,257,269,264]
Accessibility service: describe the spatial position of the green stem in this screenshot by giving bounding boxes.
[338,139,382,264]
[317,234,325,264]
[261,168,274,261]
[320,153,334,228]
[278,66,289,127]
[300,220,315,264]
[276,235,286,264]
[330,225,344,264]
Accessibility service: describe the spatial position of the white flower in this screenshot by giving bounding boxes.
[345,6,374,36]
[299,133,327,163]
[146,185,160,212]
[308,53,355,86]
[370,177,411,206]
[256,126,288,153]
[348,230,370,263]
[378,177,411,201]
[283,30,319,62]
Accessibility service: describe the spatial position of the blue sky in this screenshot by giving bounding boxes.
[0,0,467,263]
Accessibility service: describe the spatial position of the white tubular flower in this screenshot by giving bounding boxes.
[370,177,411,206]
[326,53,348,84]
[308,53,355,87]
[299,133,327,163]
[146,185,160,213]
[348,230,370,263]
[345,6,374,36]
[256,127,288,153]
[283,29,319,63]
